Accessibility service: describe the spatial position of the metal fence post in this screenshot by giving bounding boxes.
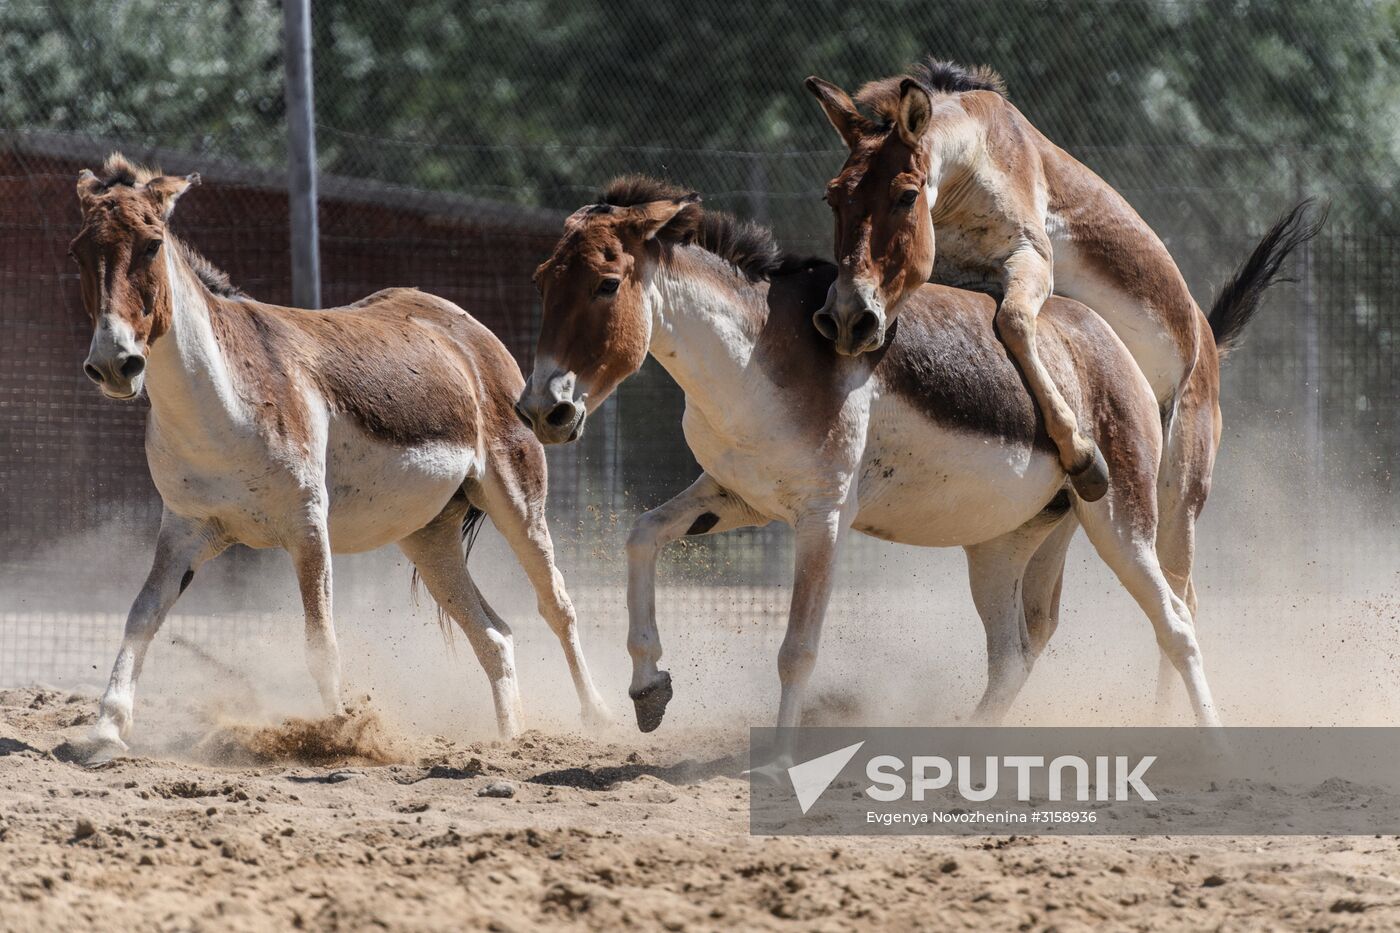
[283,0,321,309]
[1295,163,1321,484]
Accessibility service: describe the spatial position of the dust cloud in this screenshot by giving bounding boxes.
[3,417,1399,757]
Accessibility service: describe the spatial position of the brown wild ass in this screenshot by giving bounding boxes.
[806,61,1320,705]
[517,177,1231,746]
[71,155,607,759]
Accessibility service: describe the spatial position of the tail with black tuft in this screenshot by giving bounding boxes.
[458,504,489,562]
[1208,199,1326,358]
[411,504,490,647]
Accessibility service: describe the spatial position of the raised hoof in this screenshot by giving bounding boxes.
[1069,445,1110,503]
[629,672,673,733]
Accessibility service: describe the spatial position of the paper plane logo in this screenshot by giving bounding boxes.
[788,741,865,814]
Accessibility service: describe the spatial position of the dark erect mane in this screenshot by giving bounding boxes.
[598,175,786,281]
[174,238,245,299]
[856,57,1007,124]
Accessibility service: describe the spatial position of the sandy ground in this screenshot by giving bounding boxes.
[1,687,1398,932]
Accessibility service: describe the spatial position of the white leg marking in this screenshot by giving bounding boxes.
[93,511,225,749]
[775,509,849,732]
[291,520,344,717]
[622,474,763,712]
[485,483,612,731]
[1075,499,1221,727]
[400,515,522,738]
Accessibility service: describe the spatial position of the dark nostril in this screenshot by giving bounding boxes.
[118,355,146,380]
[545,401,577,429]
[812,311,838,341]
[513,401,533,429]
[83,363,104,384]
[851,310,880,346]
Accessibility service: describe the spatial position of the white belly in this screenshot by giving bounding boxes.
[680,387,1061,546]
[323,420,477,553]
[146,414,297,548]
[853,392,1064,547]
[147,411,476,553]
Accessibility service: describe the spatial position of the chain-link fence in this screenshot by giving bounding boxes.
[3,0,1400,685]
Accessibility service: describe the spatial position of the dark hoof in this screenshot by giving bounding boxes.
[54,734,128,768]
[630,672,673,733]
[1069,445,1110,503]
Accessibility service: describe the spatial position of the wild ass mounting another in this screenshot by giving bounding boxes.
[807,59,1321,493]
[518,177,1237,747]
[806,60,1321,709]
[71,155,607,759]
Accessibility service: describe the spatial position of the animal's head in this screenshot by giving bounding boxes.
[70,154,198,399]
[805,74,937,356]
[516,177,700,445]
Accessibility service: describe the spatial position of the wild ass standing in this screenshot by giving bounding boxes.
[517,177,1231,741]
[806,61,1319,705]
[71,155,607,758]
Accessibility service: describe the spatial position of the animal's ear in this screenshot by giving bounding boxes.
[896,79,933,147]
[805,76,866,149]
[622,193,700,241]
[144,173,200,220]
[76,169,103,208]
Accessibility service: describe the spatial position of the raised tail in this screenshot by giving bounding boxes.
[1208,199,1327,357]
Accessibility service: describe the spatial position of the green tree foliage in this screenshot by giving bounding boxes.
[2,0,284,164]
[7,0,1396,230]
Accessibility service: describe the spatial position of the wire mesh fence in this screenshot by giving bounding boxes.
[3,0,1400,684]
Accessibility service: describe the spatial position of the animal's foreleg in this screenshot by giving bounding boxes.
[998,246,1107,501]
[625,473,764,732]
[92,511,224,752]
[291,522,343,717]
[775,509,848,733]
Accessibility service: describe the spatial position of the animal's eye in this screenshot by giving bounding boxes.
[143,239,163,259]
[596,278,620,297]
[897,188,920,208]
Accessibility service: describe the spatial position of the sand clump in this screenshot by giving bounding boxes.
[191,703,407,766]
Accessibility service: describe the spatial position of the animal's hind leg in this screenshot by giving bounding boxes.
[1152,380,1215,719]
[1022,511,1078,657]
[965,514,1065,724]
[1153,497,1201,718]
[91,510,226,755]
[1075,492,1221,727]
[998,248,1109,501]
[399,509,522,738]
[477,440,609,729]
